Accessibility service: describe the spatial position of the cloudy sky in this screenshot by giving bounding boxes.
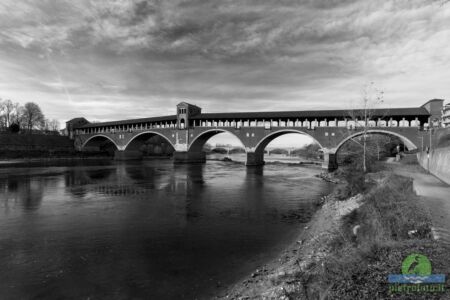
[1,0,449,131]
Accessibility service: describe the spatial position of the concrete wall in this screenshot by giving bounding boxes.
[417,147,450,185]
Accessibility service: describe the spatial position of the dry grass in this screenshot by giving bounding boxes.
[305,173,444,299]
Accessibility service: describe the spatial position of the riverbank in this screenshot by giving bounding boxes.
[218,162,449,299]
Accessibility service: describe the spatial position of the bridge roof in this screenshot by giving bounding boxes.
[80,115,177,128]
[79,107,429,128]
[191,107,430,120]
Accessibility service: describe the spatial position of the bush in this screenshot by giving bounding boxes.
[9,123,20,133]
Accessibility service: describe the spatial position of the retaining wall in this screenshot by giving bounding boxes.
[417,146,450,185]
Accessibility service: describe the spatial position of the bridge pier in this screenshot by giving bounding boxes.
[173,151,206,164]
[114,150,143,160]
[245,152,265,166]
[321,150,338,171]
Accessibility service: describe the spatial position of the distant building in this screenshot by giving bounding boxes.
[66,117,90,139]
[442,102,450,128]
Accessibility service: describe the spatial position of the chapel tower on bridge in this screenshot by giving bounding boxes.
[176,102,202,129]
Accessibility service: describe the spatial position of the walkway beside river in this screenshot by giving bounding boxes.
[390,162,450,248]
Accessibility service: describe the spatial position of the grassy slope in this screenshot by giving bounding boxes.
[312,172,447,299]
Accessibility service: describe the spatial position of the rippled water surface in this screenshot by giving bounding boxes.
[0,159,331,299]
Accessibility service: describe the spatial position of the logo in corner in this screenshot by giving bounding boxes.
[388,253,446,294]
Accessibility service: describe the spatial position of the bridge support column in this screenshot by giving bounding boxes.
[173,151,206,164]
[246,152,265,166]
[322,149,337,171]
[114,150,143,160]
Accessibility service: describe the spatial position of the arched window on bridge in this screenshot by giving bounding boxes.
[399,119,410,127]
[302,120,310,128]
[319,120,327,127]
[347,120,356,129]
[377,120,387,127]
[389,120,398,127]
[180,119,185,129]
[411,119,421,127]
[337,120,346,127]
[368,120,376,127]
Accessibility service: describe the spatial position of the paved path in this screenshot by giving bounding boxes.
[392,163,450,248]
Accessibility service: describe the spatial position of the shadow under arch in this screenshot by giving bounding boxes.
[253,129,324,155]
[188,129,247,152]
[81,134,119,151]
[124,131,176,152]
[334,129,418,153]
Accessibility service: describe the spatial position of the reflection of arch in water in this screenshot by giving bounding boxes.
[0,177,44,211]
[90,184,150,197]
[166,164,205,193]
[6,177,19,192]
[23,180,44,211]
[125,166,156,181]
[122,164,172,190]
[84,168,115,181]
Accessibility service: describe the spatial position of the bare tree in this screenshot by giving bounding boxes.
[0,113,5,131]
[41,118,51,131]
[370,135,393,161]
[22,102,45,132]
[0,98,7,130]
[346,82,385,172]
[41,118,60,132]
[0,99,18,127]
[13,104,26,129]
[49,119,60,132]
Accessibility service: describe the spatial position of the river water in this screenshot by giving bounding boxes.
[0,158,331,299]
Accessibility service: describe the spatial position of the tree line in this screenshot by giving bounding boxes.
[0,98,60,133]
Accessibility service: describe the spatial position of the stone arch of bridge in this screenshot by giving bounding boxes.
[253,129,325,155]
[123,131,176,151]
[81,134,119,150]
[334,129,418,153]
[188,129,246,153]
